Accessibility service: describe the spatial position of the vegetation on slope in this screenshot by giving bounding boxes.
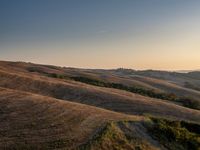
[79,118,200,150]
[0,64,200,149]
[146,118,200,150]
[78,121,157,150]
[27,67,200,110]
[0,88,143,150]
[70,76,200,110]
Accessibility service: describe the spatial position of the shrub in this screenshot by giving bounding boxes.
[147,118,200,150]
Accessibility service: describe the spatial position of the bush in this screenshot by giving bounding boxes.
[147,118,200,150]
[178,98,200,110]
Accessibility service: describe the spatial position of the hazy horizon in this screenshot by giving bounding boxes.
[1,0,200,70]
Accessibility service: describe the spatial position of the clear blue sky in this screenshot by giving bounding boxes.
[1,0,200,70]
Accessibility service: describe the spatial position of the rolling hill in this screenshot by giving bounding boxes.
[0,61,199,150]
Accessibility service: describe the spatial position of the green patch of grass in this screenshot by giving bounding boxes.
[78,122,130,150]
[79,122,126,150]
[27,67,46,74]
[146,118,200,150]
[78,121,155,150]
[47,73,67,79]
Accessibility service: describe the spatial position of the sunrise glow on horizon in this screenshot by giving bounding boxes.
[1,0,200,70]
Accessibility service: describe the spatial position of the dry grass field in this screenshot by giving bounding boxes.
[0,61,200,149]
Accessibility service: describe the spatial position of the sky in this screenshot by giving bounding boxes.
[1,0,200,70]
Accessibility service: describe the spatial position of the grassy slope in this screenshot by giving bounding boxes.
[0,87,199,150]
[78,121,160,150]
[135,70,200,89]
[0,61,200,149]
[0,68,200,123]
[79,118,200,150]
[128,75,200,100]
[1,60,200,99]
[4,87,196,150]
[0,87,142,149]
[69,76,200,110]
